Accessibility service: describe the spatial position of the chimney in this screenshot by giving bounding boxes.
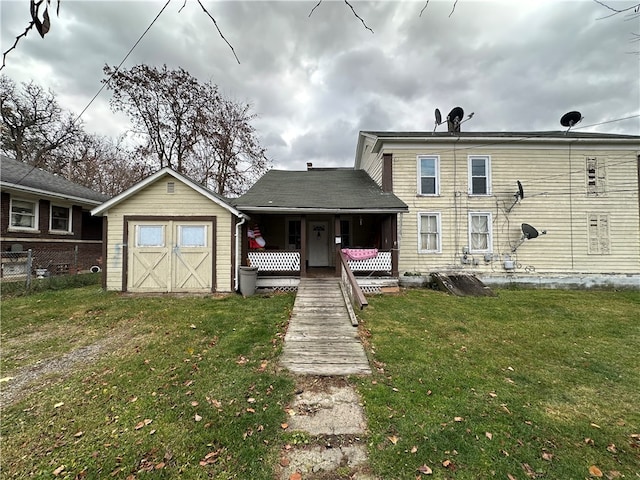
[382,153,392,192]
[306,162,313,171]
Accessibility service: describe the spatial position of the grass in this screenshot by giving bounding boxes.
[1,287,296,479]
[356,288,640,479]
[0,271,101,298]
[2,285,639,479]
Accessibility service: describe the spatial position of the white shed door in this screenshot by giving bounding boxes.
[128,221,213,293]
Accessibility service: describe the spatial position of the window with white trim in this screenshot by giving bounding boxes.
[468,155,491,195]
[50,205,71,232]
[468,213,492,252]
[10,198,38,229]
[418,212,441,253]
[178,225,207,247]
[417,155,439,195]
[587,213,610,254]
[586,157,606,196]
[136,225,165,247]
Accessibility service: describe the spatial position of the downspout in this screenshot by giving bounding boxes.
[234,215,247,291]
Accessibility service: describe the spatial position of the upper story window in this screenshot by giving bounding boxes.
[418,212,441,253]
[417,155,439,195]
[586,157,606,196]
[50,205,72,232]
[468,155,491,195]
[10,198,38,230]
[468,212,492,253]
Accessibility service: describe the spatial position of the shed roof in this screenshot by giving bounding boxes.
[91,167,244,218]
[232,169,407,213]
[0,156,109,205]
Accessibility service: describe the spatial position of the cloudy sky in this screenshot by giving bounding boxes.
[1,0,639,170]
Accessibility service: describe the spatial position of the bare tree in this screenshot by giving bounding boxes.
[0,74,81,170]
[104,64,269,195]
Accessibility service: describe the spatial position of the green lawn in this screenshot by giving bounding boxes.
[1,287,296,479]
[1,286,638,479]
[356,288,640,479]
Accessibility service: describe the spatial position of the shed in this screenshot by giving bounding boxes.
[91,168,246,293]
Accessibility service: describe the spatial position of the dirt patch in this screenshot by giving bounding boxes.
[0,330,144,408]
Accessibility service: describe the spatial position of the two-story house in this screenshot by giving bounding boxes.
[354,130,640,288]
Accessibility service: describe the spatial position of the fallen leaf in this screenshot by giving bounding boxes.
[135,421,145,430]
[194,414,202,422]
[607,444,617,453]
[191,401,199,407]
[585,437,595,446]
[542,451,553,461]
[442,459,451,467]
[246,408,255,413]
[54,402,64,409]
[388,435,399,445]
[589,465,603,477]
[281,423,289,430]
[0,377,14,383]
[522,463,536,478]
[280,457,290,467]
[507,475,517,480]
[289,473,302,480]
[190,324,196,329]
[53,465,65,476]
[454,416,464,422]
[485,432,493,440]
[488,392,497,398]
[258,360,268,372]
[144,419,152,426]
[411,446,418,453]
[417,464,433,474]
[591,423,601,429]
[155,462,165,470]
[74,431,84,438]
[607,471,622,478]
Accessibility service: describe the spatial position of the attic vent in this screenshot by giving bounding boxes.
[167,181,175,194]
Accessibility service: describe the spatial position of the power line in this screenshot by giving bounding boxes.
[13,0,171,186]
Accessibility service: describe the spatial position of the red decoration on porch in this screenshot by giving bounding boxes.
[248,225,266,249]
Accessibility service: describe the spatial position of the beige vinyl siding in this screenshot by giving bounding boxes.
[388,145,639,275]
[359,138,383,186]
[103,178,235,291]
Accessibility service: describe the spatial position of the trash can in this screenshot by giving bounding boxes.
[239,266,258,296]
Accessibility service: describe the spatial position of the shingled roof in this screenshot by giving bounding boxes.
[232,169,407,213]
[1,156,109,205]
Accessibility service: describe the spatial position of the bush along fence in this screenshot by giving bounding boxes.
[0,246,102,295]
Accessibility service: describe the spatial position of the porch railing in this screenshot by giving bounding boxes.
[339,252,368,312]
[248,250,300,272]
[344,250,392,273]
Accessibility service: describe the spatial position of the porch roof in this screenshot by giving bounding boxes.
[232,169,408,214]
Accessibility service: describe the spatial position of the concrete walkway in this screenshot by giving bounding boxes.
[280,278,371,376]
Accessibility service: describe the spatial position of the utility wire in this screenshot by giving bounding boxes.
[13,0,171,186]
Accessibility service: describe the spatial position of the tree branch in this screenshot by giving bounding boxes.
[449,0,459,18]
[1,20,36,71]
[419,0,430,17]
[344,0,374,33]
[196,0,240,64]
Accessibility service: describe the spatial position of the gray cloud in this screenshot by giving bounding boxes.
[1,1,637,172]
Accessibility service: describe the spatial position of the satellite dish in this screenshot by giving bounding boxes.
[447,106,464,133]
[560,111,583,128]
[435,108,442,125]
[506,180,525,212]
[521,223,539,239]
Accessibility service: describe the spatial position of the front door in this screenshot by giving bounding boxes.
[128,220,213,292]
[308,221,329,267]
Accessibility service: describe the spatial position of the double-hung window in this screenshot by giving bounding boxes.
[468,155,491,195]
[50,205,71,232]
[468,213,492,253]
[417,155,439,195]
[418,212,441,253]
[10,198,38,230]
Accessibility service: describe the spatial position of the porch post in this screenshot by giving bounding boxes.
[334,216,341,277]
[300,215,307,278]
[391,213,399,277]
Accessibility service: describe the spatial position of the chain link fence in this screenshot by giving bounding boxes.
[1,246,102,295]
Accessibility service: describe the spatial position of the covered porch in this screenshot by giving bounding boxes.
[231,168,408,292]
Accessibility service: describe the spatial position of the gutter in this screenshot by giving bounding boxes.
[234,215,247,292]
[232,207,408,214]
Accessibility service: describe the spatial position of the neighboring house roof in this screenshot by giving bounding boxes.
[232,168,408,214]
[91,167,245,218]
[0,155,110,206]
[356,130,640,165]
